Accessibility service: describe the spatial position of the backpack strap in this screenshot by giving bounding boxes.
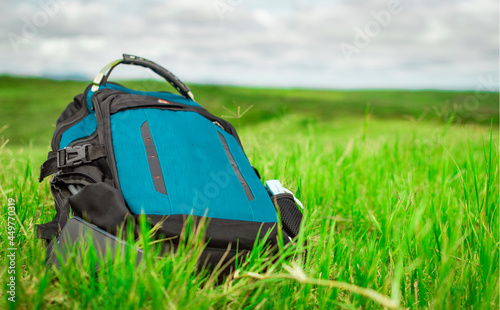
[39,144,107,182]
[36,198,70,241]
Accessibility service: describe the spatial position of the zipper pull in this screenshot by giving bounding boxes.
[213,121,224,129]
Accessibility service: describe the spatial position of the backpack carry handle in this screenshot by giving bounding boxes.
[91,54,194,101]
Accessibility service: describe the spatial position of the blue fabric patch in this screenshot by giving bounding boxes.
[111,108,277,223]
[59,113,97,149]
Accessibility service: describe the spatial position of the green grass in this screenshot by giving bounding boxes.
[0,76,498,309]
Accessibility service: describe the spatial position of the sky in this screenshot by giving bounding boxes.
[0,0,498,90]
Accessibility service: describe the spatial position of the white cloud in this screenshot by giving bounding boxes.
[0,0,498,89]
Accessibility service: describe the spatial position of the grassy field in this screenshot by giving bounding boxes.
[0,76,498,309]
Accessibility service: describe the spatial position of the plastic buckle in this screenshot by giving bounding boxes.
[266,180,286,195]
[57,144,91,168]
[266,179,304,210]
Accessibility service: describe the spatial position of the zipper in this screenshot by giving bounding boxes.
[109,97,236,136]
[111,100,184,114]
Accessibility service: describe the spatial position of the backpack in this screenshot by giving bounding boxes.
[37,54,303,270]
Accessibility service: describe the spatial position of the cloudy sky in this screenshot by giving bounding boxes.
[1,0,498,90]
